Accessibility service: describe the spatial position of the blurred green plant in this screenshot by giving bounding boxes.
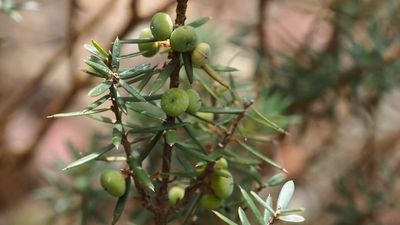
[327,163,399,225]
[0,0,38,21]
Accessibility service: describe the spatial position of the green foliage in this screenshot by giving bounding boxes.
[0,0,38,21]
[43,4,303,225]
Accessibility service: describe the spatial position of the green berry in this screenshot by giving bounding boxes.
[161,88,189,117]
[168,186,185,205]
[186,89,202,113]
[191,42,211,67]
[199,193,223,209]
[170,26,198,52]
[138,28,160,57]
[100,170,126,197]
[195,161,207,174]
[210,170,234,199]
[214,157,228,170]
[150,12,173,41]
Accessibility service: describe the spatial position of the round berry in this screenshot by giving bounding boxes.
[214,157,228,170]
[168,186,185,205]
[161,88,189,117]
[138,28,159,57]
[150,12,173,41]
[195,161,207,174]
[191,42,211,67]
[170,26,198,52]
[186,89,202,113]
[100,170,126,197]
[199,193,223,209]
[210,170,234,199]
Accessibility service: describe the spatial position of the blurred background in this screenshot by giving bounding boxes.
[0,0,400,224]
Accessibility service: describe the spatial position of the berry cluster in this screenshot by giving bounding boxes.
[168,158,234,209]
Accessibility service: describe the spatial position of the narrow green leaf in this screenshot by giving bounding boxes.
[187,17,210,28]
[149,62,177,94]
[202,64,230,89]
[119,79,146,102]
[91,40,109,58]
[88,81,112,97]
[120,51,148,59]
[87,114,114,124]
[115,88,128,114]
[250,106,287,134]
[84,44,105,59]
[119,64,151,79]
[126,102,165,122]
[84,60,112,77]
[112,123,123,149]
[126,122,186,134]
[83,94,109,112]
[120,94,162,102]
[277,180,295,210]
[232,165,263,184]
[224,150,260,165]
[267,173,287,187]
[195,71,219,99]
[198,107,245,114]
[47,108,109,118]
[112,37,121,71]
[162,171,198,177]
[182,52,193,83]
[278,215,305,223]
[280,208,305,215]
[264,195,273,223]
[81,69,107,78]
[239,186,264,225]
[212,211,239,225]
[238,207,251,225]
[175,152,193,171]
[179,119,207,154]
[211,65,239,72]
[120,38,157,44]
[128,157,155,191]
[175,143,213,161]
[138,70,153,92]
[62,144,114,170]
[250,192,275,216]
[111,177,131,225]
[238,142,284,171]
[138,131,163,162]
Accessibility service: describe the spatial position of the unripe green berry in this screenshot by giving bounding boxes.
[195,161,207,174]
[210,169,234,199]
[100,170,126,197]
[215,157,228,170]
[186,89,202,113]
[161,88,189,117]
[168,186,185,205]
[138,28,160,57]
[199,193,223,209]
[150,12,173,41]
[191,42,211,67]
[170,26,198,52]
